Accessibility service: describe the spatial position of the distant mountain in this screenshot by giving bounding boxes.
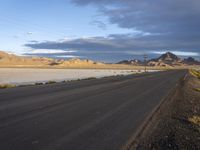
[118,52,200,67]
[0,51,54,67]
[1,51,199,68]
[148,52,183,67]
[149,52,200,67]
[0,51,104,68]
[117,59,143,66]
[153,52,180,62]
[183,57,200,65]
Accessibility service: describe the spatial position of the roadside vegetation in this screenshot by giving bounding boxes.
[35,82,44,85]
[45,81,57,84]
[188,115,200,127]
[194,88,200,92]
[190,69,200,79]
[0,77,99,90]
[0,84,16,89]
[190,69,200,92]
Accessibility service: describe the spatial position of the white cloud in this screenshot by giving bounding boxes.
[29,49,77,54]
[152,51,199,56]
[56,55,80,58]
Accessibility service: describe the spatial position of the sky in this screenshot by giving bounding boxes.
[0,0,200,62]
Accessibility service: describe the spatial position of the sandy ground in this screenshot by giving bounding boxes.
[0,68,158,85]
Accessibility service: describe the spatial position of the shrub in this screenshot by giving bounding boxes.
[190,69,200,78]
[188,115,200,126]
[0,84,16,89]
[45,81,57,84]
[194,88,200,92]
[35,82,44,85]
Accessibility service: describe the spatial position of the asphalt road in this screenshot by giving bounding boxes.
[0,70,186,150]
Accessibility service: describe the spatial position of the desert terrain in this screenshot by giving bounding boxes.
[0,51,152,86]
[1,51,200,70]
[1,0,200,149]
[0,51,200,150]
[0,68,145,85]
[0,51,199,86]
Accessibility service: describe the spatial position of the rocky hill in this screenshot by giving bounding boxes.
[118,52,200,67]
[183,57,200,65]
[154,52,180,62]
[0,51,54,67]
[148,52,200,67]
[1,51,199,68]
[148,52,183,67]
[0,51,103,68]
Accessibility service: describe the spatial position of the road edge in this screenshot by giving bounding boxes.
[122,71,187,150]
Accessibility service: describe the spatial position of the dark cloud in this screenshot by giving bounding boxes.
[25,37,121,51]
[25,0,200,62]
[25,33,200,62]
[25,32,200,53]
[71,0,200,51]
[72,0,200,34]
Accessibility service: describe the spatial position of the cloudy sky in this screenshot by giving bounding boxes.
[0,0,200,62]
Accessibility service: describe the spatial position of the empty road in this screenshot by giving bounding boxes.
[0,70,186,150]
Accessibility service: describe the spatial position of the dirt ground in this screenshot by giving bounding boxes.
[134,70,200,150]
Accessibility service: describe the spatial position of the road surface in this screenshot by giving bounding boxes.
[0,70,186,150]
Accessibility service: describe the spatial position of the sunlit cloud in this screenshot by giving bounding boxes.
[152,51,199,57]
[55,55,80,58]
[28,49,77,54]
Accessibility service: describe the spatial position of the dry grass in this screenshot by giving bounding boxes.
[194,88,200,92]
[188,115,200,127]
[190,69,200,79]
[190,70,200,92]
[45,81,57,84]
[35,82,44,85]
[0,84,16,89]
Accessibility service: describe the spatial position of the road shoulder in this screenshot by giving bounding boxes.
[131,70,200,149]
